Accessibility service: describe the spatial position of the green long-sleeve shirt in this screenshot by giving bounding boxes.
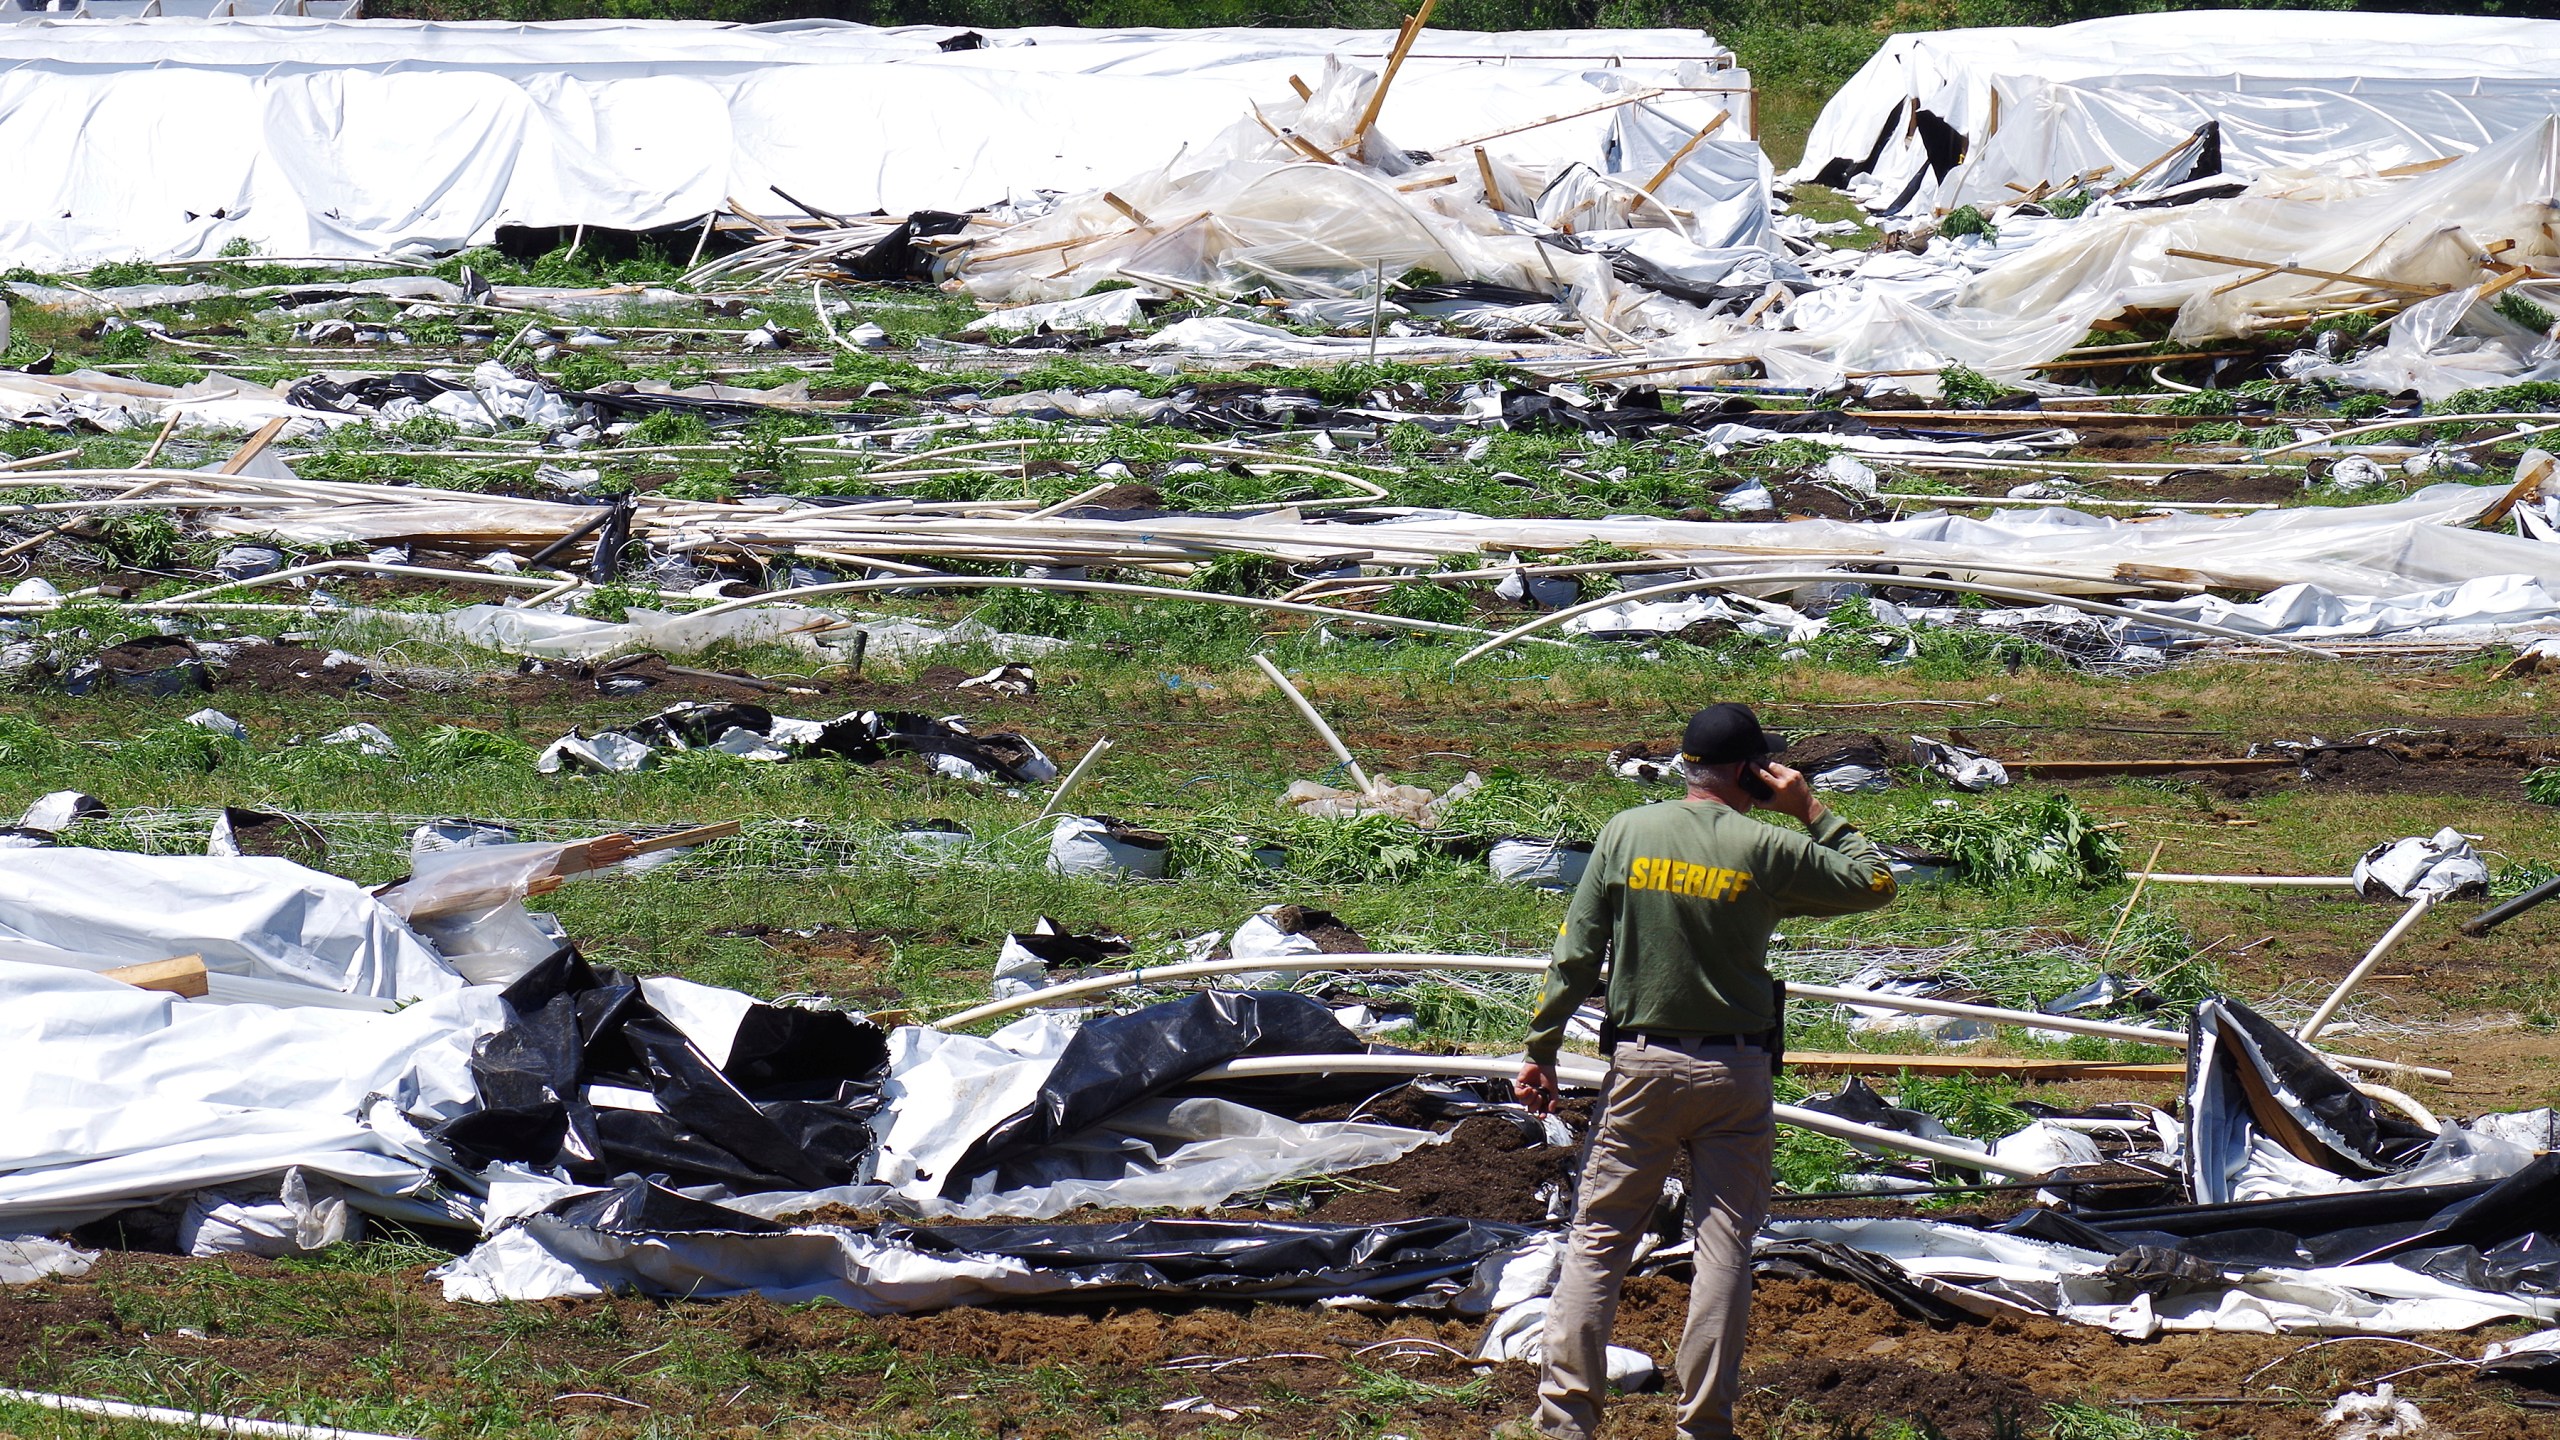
[1522,801,1898,1066]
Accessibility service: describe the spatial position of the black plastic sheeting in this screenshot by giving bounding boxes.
[437,948,890,1192]
[577,702,1055,784]
[846,209,971,281]
[889,1215,1530,1301]
[944,990,1368,1193]
[2024,1152,2560,1296]
[2182,998,2435,1204]
[1752,1238,1977,1325]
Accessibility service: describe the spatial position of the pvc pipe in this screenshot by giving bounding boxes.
[923,953,2447,1081]
[0,1388,423,1440]
[1286,552,2201,601]
[2260,412,2560,458]
[1189,1055,2047,1179]
[1252,653,1372,793]
[932,954,1547,1029]
[2297,896,2435,1043]
[1448,570,2344,666]
[1782,981,2187,1048]
[143,560,581,607]
[2352,1081,2442,1133]
[1036,736,1113,822]
[678,574,1569,645]
[2130,873,2357,888]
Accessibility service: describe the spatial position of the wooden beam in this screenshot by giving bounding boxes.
[1099,192,1155,230]
[217,417,290,475]
[1639,108,1730,195]
[1473,147,1505,212]
[99,955,209,998]
[2005,757,2295,778]
[1349,0,1437,147]
[1446,86,1669,150]
[2476,445,2556,531]
[2163,247,2450,298]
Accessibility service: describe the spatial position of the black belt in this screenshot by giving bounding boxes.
[1627,1030,1764,1051]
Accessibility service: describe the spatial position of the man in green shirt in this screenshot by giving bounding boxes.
[1506,703,1898,1440]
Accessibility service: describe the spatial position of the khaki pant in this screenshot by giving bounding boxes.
[1534,1036,1773,1440]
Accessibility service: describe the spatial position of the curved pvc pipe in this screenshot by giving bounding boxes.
[927,953,2449,1081]
[2351,1081,2442,1133]
[0,1388,422,1440]
[678,574,1568,645]
[933,954,1545,1030]
[1450,570,2344,666]
[2260,411,2560,458]
[1190,1055,2048,1179]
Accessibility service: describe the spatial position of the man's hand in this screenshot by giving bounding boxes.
[1514,1060,1558,1115]
[1759,760,1826,826]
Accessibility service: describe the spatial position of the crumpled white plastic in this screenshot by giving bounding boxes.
[2353,828,2491,902]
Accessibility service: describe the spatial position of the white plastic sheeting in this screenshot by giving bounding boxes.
[1950,75,2560,214]
[1762,1217,2560,1340]
[0,18,1733,265]
[952,57,1765,312]
[368,602,1067,665]
[0,849,457,1000]
[0,961,500,1231]
[0,1235,94,1284]
[1797,12,2560,215]
[1348,481,2560,601]
[1718,119,2560,385]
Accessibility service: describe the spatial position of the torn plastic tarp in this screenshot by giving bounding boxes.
[433,950,889,1195]
[1765,1215,2559,1339]
[538,702,1056,785]
[992,918,1130,1002]
[2354,829,2491,903]
[0,960,501,1232]
[1,1235,95,1284]
[946,991,1367,1193]
[1911,735,2009,791]
[873,1012,1431,1218]
[0,848,456,1001]
[437,1172,1532,1313]
[2184,999,2440,1205]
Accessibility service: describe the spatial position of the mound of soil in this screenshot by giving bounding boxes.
[1265,904,1369,954]
[2218,731,2559,799]
[1775,729,1895,779]
[1303,1114,1570,1226]
[1747,1355,2045,1439]
[209,641,374,695]
[2129,467,2307,504]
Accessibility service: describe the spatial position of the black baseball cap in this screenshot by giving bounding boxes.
[1681,703,1785,765]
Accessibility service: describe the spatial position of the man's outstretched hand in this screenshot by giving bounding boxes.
[1514,1060,1558,1115]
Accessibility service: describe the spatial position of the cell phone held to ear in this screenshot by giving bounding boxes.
[1737,758,1775,801]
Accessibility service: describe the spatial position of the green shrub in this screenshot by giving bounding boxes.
[85,258,159,289]
[94,510,183,569]
[1938,205,1996,241]
[1877,791,2123,887]
[1938,366,2005,408]
[2526,766,2560,806]
[1377,580,1474,629]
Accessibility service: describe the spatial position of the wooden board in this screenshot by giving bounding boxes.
[1785,1052,2185,1082]
[97,954,209,998]
[2005,757,2295,778]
